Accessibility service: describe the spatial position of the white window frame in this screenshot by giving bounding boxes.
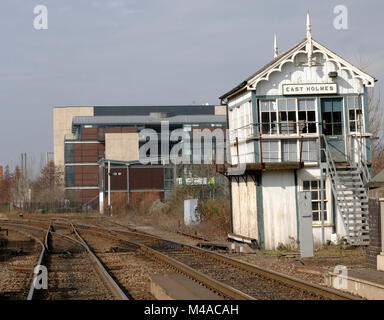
[301,179,329,225]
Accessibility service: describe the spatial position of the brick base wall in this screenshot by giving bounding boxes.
[366,198,381,269]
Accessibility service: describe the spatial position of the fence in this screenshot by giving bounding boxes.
[0,201,97,214]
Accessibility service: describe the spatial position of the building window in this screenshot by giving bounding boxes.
[64,143,75,163]
[322,110,342,135]
[347,96,363,132]
[303,180,327,222]
[260,100,277,134]
[260,98,316,135]
[298,99,317,133]
[261,140,279,162]
[278,99,297,134]
[281,140,297,161]
[65,166,75,187]
[301,139,318,162]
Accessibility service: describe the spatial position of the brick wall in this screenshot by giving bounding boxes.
[366,198,381,269]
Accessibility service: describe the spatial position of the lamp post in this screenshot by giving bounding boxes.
[107,160,112,216]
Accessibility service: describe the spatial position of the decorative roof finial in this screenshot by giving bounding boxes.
[306,10,311,41]
[306,10,313,66]
[274,33,278,58]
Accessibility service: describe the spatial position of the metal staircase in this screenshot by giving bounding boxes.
[320,135,370,246]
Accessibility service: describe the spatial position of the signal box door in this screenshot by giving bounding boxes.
[321,98,345,162]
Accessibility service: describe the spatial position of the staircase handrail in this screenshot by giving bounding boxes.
[350,133,371,185]
[319,134,352,236]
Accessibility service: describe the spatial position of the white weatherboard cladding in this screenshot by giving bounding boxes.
[231,179,241,235]
[238,179,248,235]
[228,91,252,108]
[262,170,297,250]
[246,176,258,240]
[312,227,333,248]
[256,53,364,96]
[228,91,254,165]
[230,177,258,241]
[297,168,332,247]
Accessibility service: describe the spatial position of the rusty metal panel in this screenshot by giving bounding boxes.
[130,168,164,190]
[73,143,103,163]
[98,144,105,159]
[74,165,98,186]
[130,191,163,201]
[122,127,137,133]
[65,189,98,204]
[82,128,98,140]
[105,127,137,134]
[105,127,122,134]
[81,189,98,203]
[104,168,128,190]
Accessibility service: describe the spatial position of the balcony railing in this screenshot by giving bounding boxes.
[229,121,319,141]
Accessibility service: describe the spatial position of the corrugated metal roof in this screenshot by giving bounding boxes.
[365,169,384,188]
[372,170,384,183]
[94,105,217,116]
[72,114,226,126]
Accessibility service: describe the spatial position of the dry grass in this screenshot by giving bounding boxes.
[114,186,230,240]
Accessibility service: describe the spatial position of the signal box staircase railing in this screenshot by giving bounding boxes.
[320,134,370,246]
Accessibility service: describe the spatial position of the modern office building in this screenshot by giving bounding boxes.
[220,13,376,249]
[53,105,227,209]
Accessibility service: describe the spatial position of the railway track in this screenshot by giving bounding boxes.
[1,217,359,300]
[0,228,42,300]
[0,221,128,300]
[95,221,359,300]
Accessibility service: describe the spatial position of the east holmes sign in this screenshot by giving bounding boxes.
[282,83,337,95]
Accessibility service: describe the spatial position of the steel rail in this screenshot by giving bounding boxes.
[78,223,254,300]
[139,244,255,300]
[2,225,47,300]
[1,221,129,300]
[69,223,129,300]
[103,222,360,300]
[4,219,360,300]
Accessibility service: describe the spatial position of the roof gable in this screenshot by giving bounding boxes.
[220,38,376,101]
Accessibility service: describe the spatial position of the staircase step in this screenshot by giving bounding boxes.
[338,176,361,180]
[324,156,370,246]
[345,224,369,228]
[337,171,361,175]
[341,214,369,218]
[337,182,364,187]
[337,198,367,201]
[336,188,366,192]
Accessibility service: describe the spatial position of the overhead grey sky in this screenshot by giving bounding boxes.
[0,0,383,169]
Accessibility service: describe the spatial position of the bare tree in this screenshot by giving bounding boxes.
[355,55,384,175]
[31,161,64,204]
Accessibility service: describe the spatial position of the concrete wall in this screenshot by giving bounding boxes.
[262,170,297,250]
[214,105,227,115]
[53,106,94,168]
[105,132,139,161]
